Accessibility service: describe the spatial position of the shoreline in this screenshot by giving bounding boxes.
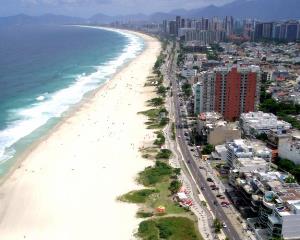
[0,25,144,181]
[0,29,161,239]
[0,26,144,185]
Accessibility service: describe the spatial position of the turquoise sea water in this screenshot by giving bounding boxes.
[0,25,144,176]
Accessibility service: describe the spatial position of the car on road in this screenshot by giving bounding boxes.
[216,194,225,199]
[221,201,230,206]
[222,223,227,228]
[207,177,214,182]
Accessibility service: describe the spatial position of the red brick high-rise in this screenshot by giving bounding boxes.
[202,65,260,121]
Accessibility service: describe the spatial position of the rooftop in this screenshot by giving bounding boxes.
[240,111,292,131]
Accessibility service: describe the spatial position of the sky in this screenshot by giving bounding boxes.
[0,0,234,17]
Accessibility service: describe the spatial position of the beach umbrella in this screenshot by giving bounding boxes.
[156,206,166,213]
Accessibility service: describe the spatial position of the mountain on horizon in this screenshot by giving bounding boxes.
[0,14,85,26]
[91,0,300,23]
[182,0,300,20]
[1,0,300,26]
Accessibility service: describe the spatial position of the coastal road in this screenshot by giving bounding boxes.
[162,45,216,240]
[167,43,243,240]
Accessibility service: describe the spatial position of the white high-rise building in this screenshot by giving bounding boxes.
[193,82,204,115]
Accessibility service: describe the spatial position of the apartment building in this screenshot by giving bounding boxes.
[226,139,272,168]
[199,65,261,121]
[197,112,241,145]
[279,133,300,164]
[240,111,292,137]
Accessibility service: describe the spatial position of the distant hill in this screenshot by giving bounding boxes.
[90,0,300,23]
[90,13,148,24]
[1,0,300,26]
[181,0,300,20]
[0,14,85,26]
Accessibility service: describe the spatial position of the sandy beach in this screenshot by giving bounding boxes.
[0,30,160,240]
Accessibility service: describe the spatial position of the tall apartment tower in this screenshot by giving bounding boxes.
[168,21,176,35]
[193,82,204,115]
[224,16,234,36]
[176,16,181,36]
[200,65,261,121]
[254,22,263,40]
[202,72,215,112]
[162,20,168,33]
[262,22,273,39]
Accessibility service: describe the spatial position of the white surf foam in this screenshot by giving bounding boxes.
[0,28,144,164]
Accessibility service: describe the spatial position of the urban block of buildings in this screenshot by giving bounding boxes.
[196,112,241,146]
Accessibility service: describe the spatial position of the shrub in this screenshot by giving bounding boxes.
[157,85,167,96]
[201,144,214,155]
[154,131,165,146]
[169,180,182,194]
[156,149,172,159]
[148,97,164,107]
[138,161,173,186]
[138,217,200,240]
[136,211,154,218]
[119,189,158,203]
[138,220,159,240]
[213,218,222,233]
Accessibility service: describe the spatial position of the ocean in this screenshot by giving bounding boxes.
[0,25,144,176]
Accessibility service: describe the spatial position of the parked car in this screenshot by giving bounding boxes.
[221,203,229,208]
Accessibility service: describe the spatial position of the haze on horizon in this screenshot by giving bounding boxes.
[1,0,235,18]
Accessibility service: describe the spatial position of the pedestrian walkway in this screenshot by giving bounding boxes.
[162,95,216,240]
